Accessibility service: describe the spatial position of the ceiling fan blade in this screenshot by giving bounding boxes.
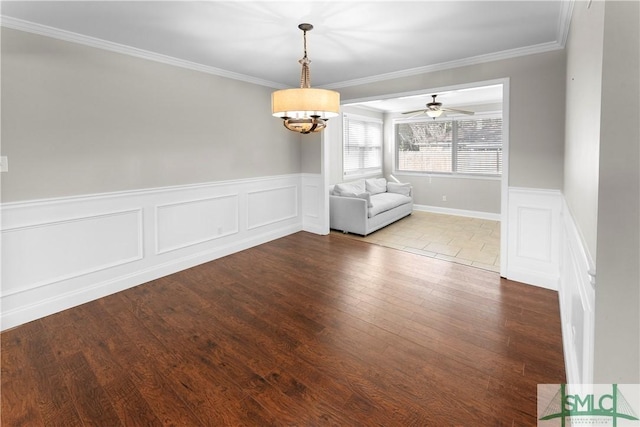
[442,107,474,115]
[402,109,428,115]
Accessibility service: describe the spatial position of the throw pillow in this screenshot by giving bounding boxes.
[365,178,387,195]
[334,180,366,196]
[387,182,412,197]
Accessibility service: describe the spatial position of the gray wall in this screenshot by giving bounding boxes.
[564,0,605,261]
[336,50,566,192]
[1,28,301,202]
[593,0,640,383]
[300,133,321,174]
[565,0,640,383]
[394,174,501,214]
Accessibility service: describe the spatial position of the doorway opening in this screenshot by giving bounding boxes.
[326,79,509,275]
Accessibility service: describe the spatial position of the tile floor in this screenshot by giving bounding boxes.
[333,210,501,272]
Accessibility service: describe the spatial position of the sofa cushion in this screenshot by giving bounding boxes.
[340,191,373,207]
[366,178,387,195]
[368,192,412,218]
[334,180,365,196]
[387,182,412,197]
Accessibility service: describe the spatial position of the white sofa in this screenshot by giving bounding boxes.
[329,177,413,236]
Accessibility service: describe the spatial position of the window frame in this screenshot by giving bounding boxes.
[393,112,503,179]
[342,113,384,179]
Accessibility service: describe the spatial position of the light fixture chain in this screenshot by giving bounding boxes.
[299,28,311,88]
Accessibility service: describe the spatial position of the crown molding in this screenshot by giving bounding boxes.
[0,16,289,90]
[323,1,574,90]
[323,41,564,90]
[2,7,573,92]
[557,0,575,48]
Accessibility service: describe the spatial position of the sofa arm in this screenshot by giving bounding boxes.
[387,182,413,197]
[329,195,369,235]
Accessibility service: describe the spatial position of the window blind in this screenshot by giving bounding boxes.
[395,115,502,176]
[343,114,383,177]
[456,117,502,175]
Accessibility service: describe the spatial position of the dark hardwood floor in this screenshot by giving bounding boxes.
[1,232,565,426]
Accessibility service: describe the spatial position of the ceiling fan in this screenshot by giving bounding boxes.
[402,94,474,119]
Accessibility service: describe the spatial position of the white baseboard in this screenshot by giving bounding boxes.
[1,174,312,331]
[413,204,501,221]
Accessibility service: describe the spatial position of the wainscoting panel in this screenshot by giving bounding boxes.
[558,198,595,384]
[247,185,298,230]
[2,209,143,296]
[301,174,327,235]
[1,174,309,330]
[506,187,562,290]
[156,194,239,254]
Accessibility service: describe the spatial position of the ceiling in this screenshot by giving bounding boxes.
[1,1,572,112]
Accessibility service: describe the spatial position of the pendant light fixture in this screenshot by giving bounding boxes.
[271,23,340,134]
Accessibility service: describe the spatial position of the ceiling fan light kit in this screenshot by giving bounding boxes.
[403,94,474,119]
[272,23,340,134]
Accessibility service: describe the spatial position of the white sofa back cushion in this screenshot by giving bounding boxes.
[387,182,412,197]
[333,180,366,196]
[365,178,387,195]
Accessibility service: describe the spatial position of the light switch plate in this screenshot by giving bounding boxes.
[0,156,7,172]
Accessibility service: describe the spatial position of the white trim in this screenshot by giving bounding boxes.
[413,204,500,221]
[0,16,287,89]
[325,43,563,90]
[500,81,510,277]
[0,173,300,210]
[301,173,327,235]
[557,0,575,48]
[246,185,298,230]
[559,195,595,385]
[154,194,240,255]
[1,9,572,91]
[1,208,144,297]
[505,187,562,290]
[393,171,501,182]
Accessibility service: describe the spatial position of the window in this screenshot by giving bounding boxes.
[343,113,383,177]
[395,114,502,176]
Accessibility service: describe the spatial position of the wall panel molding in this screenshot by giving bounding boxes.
[0,174,314,330]
[301,174,327,235]
[246,185,298,230]
[505,187,562,290]
[2,209,143,297]
[155,194,239,254]
[559,197,595,384]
